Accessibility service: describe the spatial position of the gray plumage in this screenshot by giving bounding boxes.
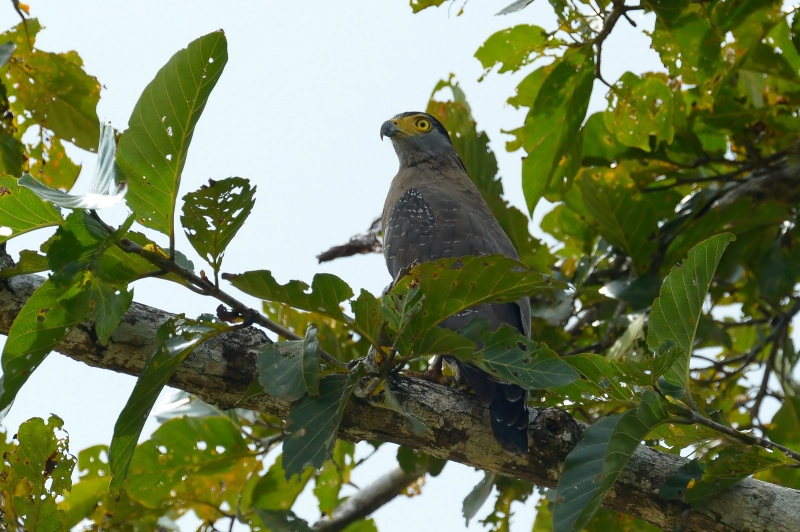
[380,111,531,454]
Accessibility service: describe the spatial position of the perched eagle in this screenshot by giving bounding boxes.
[380,112,531,455]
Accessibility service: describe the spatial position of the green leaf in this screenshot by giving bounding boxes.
[580,169,659,274]
[381,286,423,334]
[685,445,794,506]
[396,446,446,476]
[61,270,134,344]
[0,175,63,245]
[351,289,388,348]
[604,73,674,151]
[659,459,704,500]
[390,255,555,358]
[258,340,307,402]
[475,25,553,76]
[254,509,314,532]
[180,176,255,275]
[251,454,314,511]
[463,471,495,526]
[584,507,662,532]
[394,255,552,332]
[515,47,594,213]
[0,249,48,279]
[409,0,446,13]
[117,31,227,235]
[108,315,230,497]
[225,270,354,324]
[282,373,357,480]
[553,391,670,532]
[0,279,77,416]
[792,11,800,55]
[644,0,722,106]
[755,396,800,488]
[342,519,379,532]
[124,416,251,507]
[4,33,100,150]
[302,325,321,396]
[376,382,427,434]
[42,211,171,288]
[6,415,75,532]
[554,354,635,403]
[461,321,579,389]
[647,233,735,391]
[28,136,82,191]
[0,128,24,176]
[313,441,355,514]
[580,113,643,166]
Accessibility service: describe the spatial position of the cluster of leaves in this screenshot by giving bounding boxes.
[0,403,376,531]
[412,0,800,530]
[1,0,800,530]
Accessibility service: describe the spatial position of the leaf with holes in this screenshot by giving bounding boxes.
[580,169,659,274]
[28,136,82,191]
[553,391,670,532]
[0,175,63,245]
[475,25,555,76]
[108,316,230,497]
[282,373,357,480]
[123,416,250,507]
[181,177,255,275]
[5,415,75,531]
[647,233,735,392]
[117,31,227,235]
[604,73,674,151]
[250,454,315,512]
[3,20,100,150]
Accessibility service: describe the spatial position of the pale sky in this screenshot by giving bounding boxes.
[0,1,663,530]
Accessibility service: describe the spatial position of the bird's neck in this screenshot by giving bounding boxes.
[394,144,463,169]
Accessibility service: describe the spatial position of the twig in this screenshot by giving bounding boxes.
[672,407,800,463]
[89,211,349,371]
[313,463,427,531]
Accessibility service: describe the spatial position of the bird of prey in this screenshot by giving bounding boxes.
[380,111,531,455]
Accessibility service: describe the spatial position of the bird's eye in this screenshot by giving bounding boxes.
[416,119,430,131]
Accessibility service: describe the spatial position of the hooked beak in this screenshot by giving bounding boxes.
[380,120,399,140]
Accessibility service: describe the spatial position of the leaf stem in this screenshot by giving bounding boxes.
[89,211,348,371]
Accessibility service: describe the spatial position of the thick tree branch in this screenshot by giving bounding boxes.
[2,273,800,532]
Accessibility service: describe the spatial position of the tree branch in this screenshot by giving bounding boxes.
[313,464,426,531]
[2,273,800,532]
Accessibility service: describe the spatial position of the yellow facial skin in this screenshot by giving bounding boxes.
[389,114,432,137]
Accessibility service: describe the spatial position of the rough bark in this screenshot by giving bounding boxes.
[1,273,799,532]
